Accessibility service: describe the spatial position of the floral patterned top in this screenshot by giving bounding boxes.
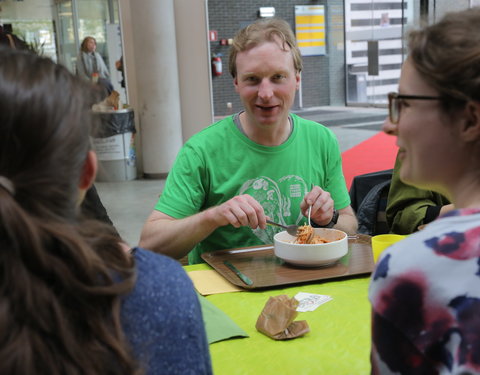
[369,208,480,375]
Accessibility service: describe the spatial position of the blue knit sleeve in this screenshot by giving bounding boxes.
[120,248,212,375]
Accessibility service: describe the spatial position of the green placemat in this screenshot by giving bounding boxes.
[198,293,249,344]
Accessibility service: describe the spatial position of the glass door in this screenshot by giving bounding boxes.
[76,0,124,95]
[344,0,478,107]
[429,0,476,22]
[0,0,57,60]
[54,0,125,100]
[76,0,113,66]
[55,0,79,72]
[344,0,414,106]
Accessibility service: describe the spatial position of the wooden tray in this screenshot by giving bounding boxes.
[201,235,374,289]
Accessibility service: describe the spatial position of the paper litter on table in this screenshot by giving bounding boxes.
[255,295,310,340]
[294,292,332,312]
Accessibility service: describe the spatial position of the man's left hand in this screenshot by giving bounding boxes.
[300,185,335,226]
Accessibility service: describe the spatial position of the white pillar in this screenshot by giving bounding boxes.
[174,0,214,142]
[126,0,183,177]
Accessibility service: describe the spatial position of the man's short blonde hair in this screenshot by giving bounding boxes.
[228,18,303,78]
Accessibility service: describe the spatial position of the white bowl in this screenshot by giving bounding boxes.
[273,228,348,267]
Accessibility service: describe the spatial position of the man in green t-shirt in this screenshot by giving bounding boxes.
[140,18,358,264]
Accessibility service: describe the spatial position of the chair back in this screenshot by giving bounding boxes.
[349,169,393,235]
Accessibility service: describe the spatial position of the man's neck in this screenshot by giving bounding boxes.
[238,112,292,146]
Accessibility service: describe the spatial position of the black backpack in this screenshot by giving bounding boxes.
[349,169,393,235]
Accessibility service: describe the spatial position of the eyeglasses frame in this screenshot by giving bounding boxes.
[387,92,443,124]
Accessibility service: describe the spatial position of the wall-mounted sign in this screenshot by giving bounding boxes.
[295,5,326,56]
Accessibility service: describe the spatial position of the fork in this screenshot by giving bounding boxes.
[266,219,299,236]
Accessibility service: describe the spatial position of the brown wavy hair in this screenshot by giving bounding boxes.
[228,17,303,78]
[0,48,140,375]
[408,7,480,113]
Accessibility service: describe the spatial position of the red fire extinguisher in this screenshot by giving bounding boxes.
[212,55,222,76]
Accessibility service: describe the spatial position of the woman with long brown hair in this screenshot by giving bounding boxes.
[0,29,119,235]
[0,47,212,374]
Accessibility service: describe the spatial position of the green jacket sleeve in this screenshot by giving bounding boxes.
[386,154,450,234]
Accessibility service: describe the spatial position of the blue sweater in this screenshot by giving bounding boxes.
[121,248,212,374]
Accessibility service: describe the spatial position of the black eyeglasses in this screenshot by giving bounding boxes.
[388,92,442,124]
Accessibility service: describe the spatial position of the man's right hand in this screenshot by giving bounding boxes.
[206,194,267,230]
[139,194,266,260]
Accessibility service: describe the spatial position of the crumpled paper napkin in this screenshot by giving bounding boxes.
[255,295,310,340]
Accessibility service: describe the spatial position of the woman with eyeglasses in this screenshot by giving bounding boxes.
[369,7,480,374]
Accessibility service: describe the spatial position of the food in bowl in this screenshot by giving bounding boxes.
[274,227,348,267]
[295,225,332,244]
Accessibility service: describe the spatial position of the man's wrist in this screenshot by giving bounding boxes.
[311,210,339,228]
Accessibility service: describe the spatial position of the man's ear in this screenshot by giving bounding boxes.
[79,150,98,190]
[460,101,480,142]
[234,76,239,93]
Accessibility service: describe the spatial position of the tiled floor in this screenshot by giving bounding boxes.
[96,178,164,247]
[96,106,387,247]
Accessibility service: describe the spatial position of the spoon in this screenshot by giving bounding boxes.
[266,219,299,236]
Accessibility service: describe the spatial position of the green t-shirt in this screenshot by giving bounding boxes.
[156,113,350,264]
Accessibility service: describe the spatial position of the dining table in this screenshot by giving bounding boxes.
[184,235,374,375]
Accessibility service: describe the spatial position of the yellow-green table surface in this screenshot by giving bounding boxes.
[185,263,372,375]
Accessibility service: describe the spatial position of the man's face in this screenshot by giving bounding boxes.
[234,38,300,130]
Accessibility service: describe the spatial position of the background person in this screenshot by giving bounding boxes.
[0,48,212,375]
[0,26,30,50]
[76,36,113,95]
[369,7,480,374]
[385,152,454,234]
[140,18,357,264]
